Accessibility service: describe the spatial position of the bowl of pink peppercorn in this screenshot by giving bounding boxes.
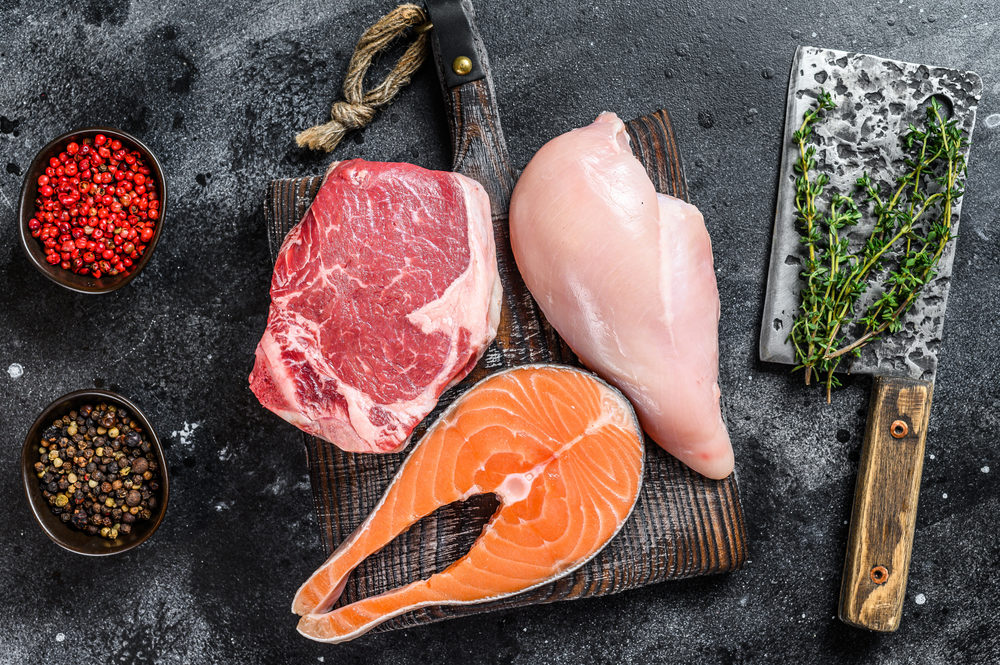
[19,127,167,294]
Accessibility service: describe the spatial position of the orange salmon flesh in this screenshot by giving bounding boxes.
[292,364,645,643]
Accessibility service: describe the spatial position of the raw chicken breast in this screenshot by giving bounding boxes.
[509,112,733,479]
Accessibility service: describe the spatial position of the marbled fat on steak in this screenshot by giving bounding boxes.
[250,159,502,453]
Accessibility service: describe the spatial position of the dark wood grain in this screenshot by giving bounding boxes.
[839,376,933,632]
[264,107,747,632]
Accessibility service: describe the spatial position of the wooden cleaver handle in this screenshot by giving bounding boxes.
[839,376,933,632]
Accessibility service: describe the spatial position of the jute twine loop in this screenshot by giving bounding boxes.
[296,4,432,152]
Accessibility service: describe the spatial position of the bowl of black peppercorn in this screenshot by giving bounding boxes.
[21,389,169,556]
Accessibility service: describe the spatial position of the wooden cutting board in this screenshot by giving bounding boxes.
[264,107,747,632]
[262,0,745,633]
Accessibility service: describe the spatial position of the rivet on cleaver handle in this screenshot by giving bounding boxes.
[839,376,933,632]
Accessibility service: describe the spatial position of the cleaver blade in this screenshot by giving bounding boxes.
[761,46,981,380]
[759,46,981,633]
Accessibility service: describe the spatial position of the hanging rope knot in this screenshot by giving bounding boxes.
[296,3,432,153]
[329,101,378,130]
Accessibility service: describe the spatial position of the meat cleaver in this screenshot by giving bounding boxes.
[760,46,981,632]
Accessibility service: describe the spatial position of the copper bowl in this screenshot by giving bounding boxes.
[18,127,167,294]
[21,389,170,556]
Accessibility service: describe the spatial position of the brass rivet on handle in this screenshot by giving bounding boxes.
[870,565,889,584]
[452,55,473,75]
[890,420,908,439]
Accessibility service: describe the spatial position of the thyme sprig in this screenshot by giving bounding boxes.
[787,92,967,402]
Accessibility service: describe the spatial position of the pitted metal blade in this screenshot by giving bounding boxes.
[759,46,982,380]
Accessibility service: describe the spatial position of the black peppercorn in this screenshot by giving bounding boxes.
[36,402,161,541]
[131,457,149,475]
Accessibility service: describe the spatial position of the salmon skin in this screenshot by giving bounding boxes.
[292,364,645,643]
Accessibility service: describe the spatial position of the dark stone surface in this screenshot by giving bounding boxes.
[0,0,997,663]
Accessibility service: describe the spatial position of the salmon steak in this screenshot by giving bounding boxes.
[292,364,645,643]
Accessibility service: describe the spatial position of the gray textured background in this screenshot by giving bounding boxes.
[0,1,997,663]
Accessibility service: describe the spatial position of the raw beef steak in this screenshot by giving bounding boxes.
[250,159,502,453]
